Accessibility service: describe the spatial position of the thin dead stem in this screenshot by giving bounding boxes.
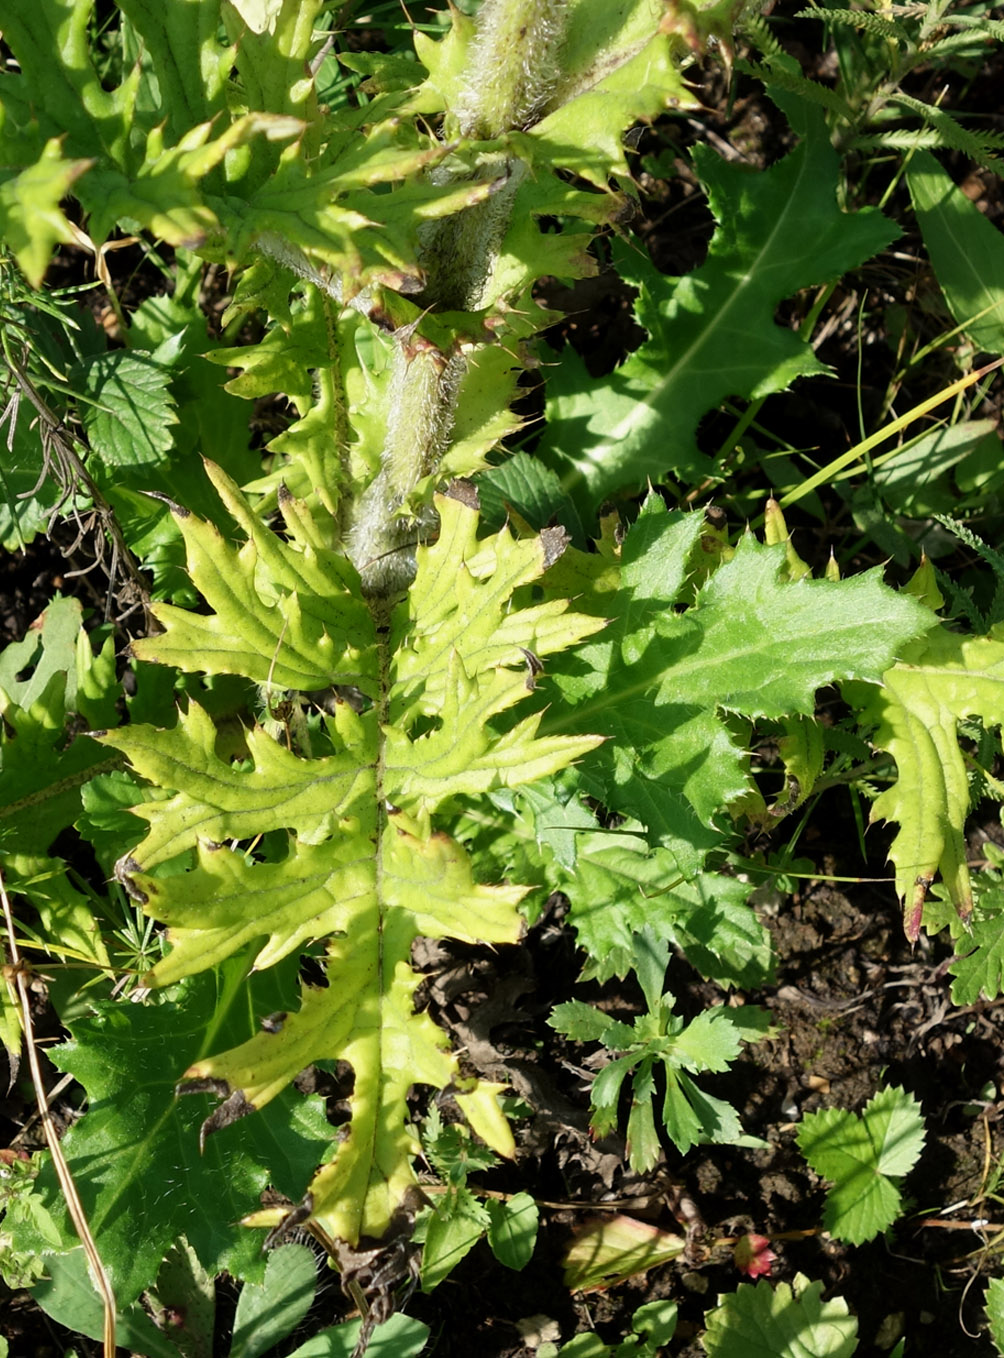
[0,865,117,1358]
[0,343,152,629]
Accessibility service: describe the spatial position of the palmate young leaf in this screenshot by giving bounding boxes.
[100,483,602,1247]
[796,1087,925,1245]
[702,1274,858,1358]
[546,496,930,872]
[857,623,1004,938]
[552,987,771,1166]
[537,98,898,512]
[422,1107,499,1185]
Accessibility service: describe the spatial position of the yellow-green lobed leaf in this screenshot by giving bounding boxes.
[864,623,1004,937]
[104,488,602,1244]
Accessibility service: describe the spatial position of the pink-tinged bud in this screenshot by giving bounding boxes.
[733,1232,775,1279]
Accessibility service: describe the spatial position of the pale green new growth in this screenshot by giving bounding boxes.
[863,624,1004,938]
[987,1277,1004,1357]
[702,1274,858,1358]
[551,930,771,1166]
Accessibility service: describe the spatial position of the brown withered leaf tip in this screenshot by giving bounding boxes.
[191,1086,256,1151]
[264,1194,315,1251]
[445,478,479,510]
[540,525,569,569]
[114,855,148,904]
[141,489,190,518]
[520,647,543,690]
[179,1076,231,1100]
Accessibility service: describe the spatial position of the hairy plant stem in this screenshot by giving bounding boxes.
[345,0,569,599]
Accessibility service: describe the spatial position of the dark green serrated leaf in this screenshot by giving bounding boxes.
[797,1086,925,1244]
[546,499,929,868]
[77,350,178,469]
[14,959,331,1306]
[538,101,897,513]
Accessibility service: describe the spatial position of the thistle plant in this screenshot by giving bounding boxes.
[2,0,1002,1352]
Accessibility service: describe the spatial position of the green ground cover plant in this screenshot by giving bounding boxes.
[1,0,1004,1353]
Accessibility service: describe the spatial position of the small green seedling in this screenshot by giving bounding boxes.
[550,929,772,1168]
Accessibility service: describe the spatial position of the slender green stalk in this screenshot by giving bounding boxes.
[345,0,570,596]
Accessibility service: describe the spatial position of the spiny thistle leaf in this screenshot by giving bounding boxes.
[101,486,602,1245]
[131,460,374,691]
[537,100,898,511]
[546,497,931,871]
[0,599,118,977]
[0,140,92,288]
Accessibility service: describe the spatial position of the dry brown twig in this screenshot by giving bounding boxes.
[0,344,152,629]
[0,864,117,1357]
